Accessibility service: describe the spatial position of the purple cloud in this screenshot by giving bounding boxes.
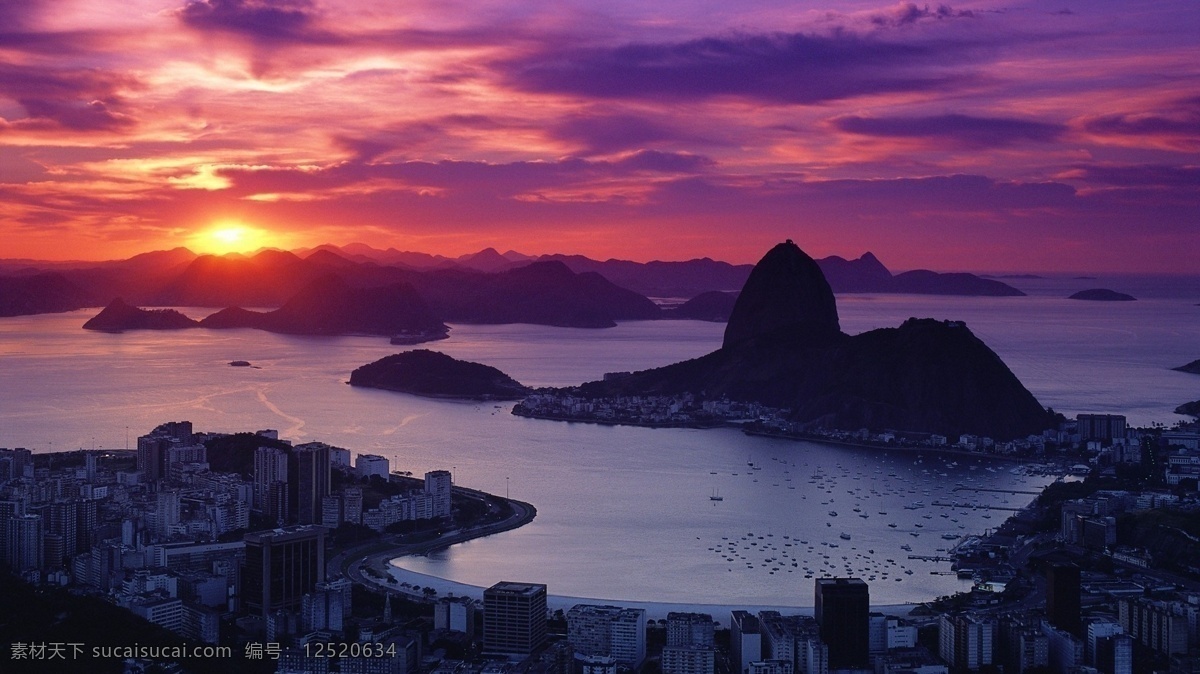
[551,113,722,154]
[611,150,714,173]
[871,3,976,27]
[502,31,973,105]
[217,153,714,198]
[1070,164,1200,188]
[832,113,1065,148]
[1086,111,1200,140]
[177,0,337,43]
[0,64,136,132]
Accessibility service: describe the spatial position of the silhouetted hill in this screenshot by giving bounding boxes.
[539,250,1023,299]
[1068,289,1136,301]
[409,261,661,328]
[1176,400,1200,418]
[151,251,318,306]
[197,275,447,337]
[723,241,840,348]
[891,270,1025,296]
[4,244,1024,326]
[539,254,753,297]
[818,253,893,292]
[456,247,521,272]
[82,298,199,331]
[0,272,94,317]
[569,241,1051,439]
[349,350,529,399]
[1173,359,1200,375]
[669,291,739,321]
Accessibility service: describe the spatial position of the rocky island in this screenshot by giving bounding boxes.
[1068,288,1137,301]
[82,298,198,332]
[82,276,450,342]
[1176,400,1200,417]
[518,240,1052,439]
[349,350,529,400]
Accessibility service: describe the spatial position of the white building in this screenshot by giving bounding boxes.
[567,604,647,667]
[425,470,452,517]
[356,454,389,479]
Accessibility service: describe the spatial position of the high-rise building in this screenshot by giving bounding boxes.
[137,422,195,483]
[940,614,994,671]
[242,526,326,617]
[814,578,869,670]
[1046,564,1081,636]
[75,498,97,553]
[748,661,793,674]
[1077,414,1127,443]
[38,501,78,559]
[155,490,180,540]
[758,612,823,674]
[0,448,32,480]
[254,446,288,512]
[356,454,390,480]
[425,470,452,518]
[731,611,763,674]
[663,646,716,674]
[668,612,715,648]
[1118,597,1190,656]
[435,596,476,637]
[567,604,647,667]
[343,487,363,525]
[290,444,331,525]
[5,514,43,574]
[483,581,547,657]
[1093,634,1133,674]
[321,494,343,528]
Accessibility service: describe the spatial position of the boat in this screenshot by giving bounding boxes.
[942,533,959,540]
[840,533,851,540]
[828,511,837,517]
[710,489,723,502]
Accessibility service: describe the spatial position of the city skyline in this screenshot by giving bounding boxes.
[1,1,1198,272]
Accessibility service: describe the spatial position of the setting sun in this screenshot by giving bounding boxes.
[190,223,271,255]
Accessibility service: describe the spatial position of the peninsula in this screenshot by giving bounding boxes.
[1173,359,1200,375]
[517,240,1052,440]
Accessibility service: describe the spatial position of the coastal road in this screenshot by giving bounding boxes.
[339,494,537,599]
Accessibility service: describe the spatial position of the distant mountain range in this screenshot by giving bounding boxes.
[1,243,1024,330]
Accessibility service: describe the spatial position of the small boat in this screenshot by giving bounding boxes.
[840,533,851,540]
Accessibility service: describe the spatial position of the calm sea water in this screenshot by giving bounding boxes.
[1,279,1198,606]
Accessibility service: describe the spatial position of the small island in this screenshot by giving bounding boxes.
[1176,400,1200,418]
[1173,359,1200,375]
[1068,288,1136,301]
[349,350,530,400]
[82,298,198,332]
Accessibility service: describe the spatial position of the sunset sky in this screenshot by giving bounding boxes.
[1,0,1197,271]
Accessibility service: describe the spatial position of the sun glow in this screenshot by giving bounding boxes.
[190,222,271,255]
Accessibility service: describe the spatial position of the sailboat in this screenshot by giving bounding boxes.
[710,488,724,501]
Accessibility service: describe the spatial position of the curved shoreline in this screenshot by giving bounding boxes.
[342,486,924,622]
[341,489,537,597]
